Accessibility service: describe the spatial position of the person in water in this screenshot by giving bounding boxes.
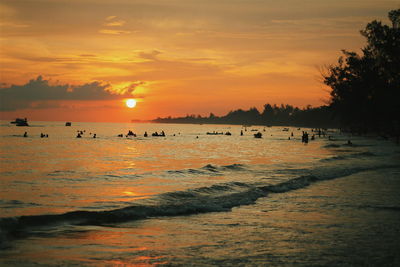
[23,132,28,137]
[347,140,353,145]
[302,132,309,143]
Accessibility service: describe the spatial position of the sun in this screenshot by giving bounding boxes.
[126,99,137,108]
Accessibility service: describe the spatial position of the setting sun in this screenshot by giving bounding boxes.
[126,99,137,108]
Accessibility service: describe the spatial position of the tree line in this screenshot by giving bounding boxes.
[153,104,338,128]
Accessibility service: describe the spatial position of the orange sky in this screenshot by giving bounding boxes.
[0,0,397,122]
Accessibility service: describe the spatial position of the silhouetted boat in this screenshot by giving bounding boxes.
[65,122,72,126]
[10,118,29,126]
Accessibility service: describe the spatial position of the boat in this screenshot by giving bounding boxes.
[10,118,29,126]
[65,122,72,126]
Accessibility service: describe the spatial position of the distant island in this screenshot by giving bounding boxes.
[153,104,337,128]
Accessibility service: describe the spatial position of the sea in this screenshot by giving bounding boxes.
[0,121,399,266]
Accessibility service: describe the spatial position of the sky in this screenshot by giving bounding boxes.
[0,0,398,122]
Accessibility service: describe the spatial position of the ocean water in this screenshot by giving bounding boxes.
[0,121,399,266]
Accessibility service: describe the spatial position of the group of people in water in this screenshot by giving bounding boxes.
[298,128,328,143]
[76,130,96,138]
[20,126,351,144]
[118,130,166,138]
[22,132,49,138]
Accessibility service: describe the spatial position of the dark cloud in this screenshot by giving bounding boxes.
[0,76,133,111]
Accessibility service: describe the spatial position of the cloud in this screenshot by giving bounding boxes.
[79,54,97,57]
[106,16,117,21]
[0,76,136,111]
[0,21,30,28]
[99,29,131,35]
[104,20,126,27]
[100,15,130,34]
[120,81,145,93]
[138,50,162,61]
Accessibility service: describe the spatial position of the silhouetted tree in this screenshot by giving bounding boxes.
[323,9,400,135]
[261,104,274,124]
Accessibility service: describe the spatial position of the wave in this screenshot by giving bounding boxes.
[320,152,376,162]
[1,163,398,247]
[356,205,400,212]
[202,163,246,172]
[45,164,248,185]
[323,144,341,148]
[0,200,41,209]
[47,170,76,176]
[165,164,247,177]
[323,143,372,148]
